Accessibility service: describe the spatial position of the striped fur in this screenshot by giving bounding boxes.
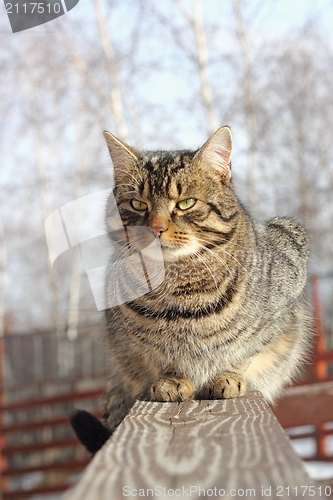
[100,126,312,434]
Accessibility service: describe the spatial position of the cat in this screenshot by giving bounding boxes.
[70,126,312,455]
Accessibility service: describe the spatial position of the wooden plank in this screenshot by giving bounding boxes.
[313,352,333,361]
[63,392,330,500]
[2,483,70,500]
[288,428,333,441]
[3,375,106,392]
[296,374,333,386]
[272,381,333,428]
[0,388,103,412]
[1,458,89,476]
[0,415,71,434]
[0,410,102,434]
[2,437,79,454]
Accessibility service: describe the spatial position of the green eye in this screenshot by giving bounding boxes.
[130,199,148,211]
[176,198,196,210]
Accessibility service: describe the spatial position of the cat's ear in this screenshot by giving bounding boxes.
[195,126,233,182]
[103,131,139,171]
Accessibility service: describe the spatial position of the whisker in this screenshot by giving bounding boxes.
[114,169,141,187]
[195,237,249,274]
[194,244,235,279]
[189,251,219,292]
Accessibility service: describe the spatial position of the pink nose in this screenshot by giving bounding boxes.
[149,215,168,236]
[153,226,167,236]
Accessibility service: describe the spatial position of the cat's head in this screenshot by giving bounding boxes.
[104,127,238,261]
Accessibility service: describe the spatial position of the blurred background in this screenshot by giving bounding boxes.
[1,0,333,498]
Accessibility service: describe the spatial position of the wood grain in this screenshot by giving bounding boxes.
[63,393,332,500]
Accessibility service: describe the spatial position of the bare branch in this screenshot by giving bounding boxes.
[192,0,217,134]
[172,0,217,134]
[57,26,117,124]
[172,0,193,25]
[93,0,128,141]
[233,0,258,211]
[0,204,6,338]
[67,121,90,341]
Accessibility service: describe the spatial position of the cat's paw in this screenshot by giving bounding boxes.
[150,377,195,402]
[202,372,246,399]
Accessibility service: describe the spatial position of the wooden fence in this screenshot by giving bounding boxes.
[0,329,109,499]
[1,381,333,499]
[0,386,104,499]
[273,381,333,462]
[0,274,333,498]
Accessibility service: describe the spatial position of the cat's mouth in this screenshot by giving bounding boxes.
[159,240,200,261]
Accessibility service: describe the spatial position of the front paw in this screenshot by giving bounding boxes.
[201,372,246,399]
[150,377,195,402]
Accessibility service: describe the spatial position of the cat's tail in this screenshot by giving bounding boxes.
[70,409,111,456]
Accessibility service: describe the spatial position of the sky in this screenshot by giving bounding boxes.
[2,0,333,316]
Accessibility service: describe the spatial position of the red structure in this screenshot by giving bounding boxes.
[0,329,109,499]
[272,275,333,463]
[0,276,333,498]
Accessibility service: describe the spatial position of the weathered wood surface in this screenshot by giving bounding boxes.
[63,393,332,500]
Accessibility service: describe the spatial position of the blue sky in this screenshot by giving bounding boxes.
[1,0,333,37]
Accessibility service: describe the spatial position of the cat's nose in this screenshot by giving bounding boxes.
[148,215,168,236]
[153,226,167,236]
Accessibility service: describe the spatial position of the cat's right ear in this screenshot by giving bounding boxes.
[195,126,233,182]
[103,131,139,171]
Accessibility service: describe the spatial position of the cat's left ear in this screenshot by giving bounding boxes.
[103,131,139,171]
[195,126,233,182]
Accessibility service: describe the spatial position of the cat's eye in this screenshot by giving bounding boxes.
[176,198,197,210]
[130,199,148,211]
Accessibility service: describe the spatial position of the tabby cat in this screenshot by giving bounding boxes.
[71,126,312,455]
